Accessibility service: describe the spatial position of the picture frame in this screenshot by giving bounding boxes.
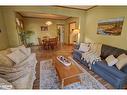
[97,17,124,36]
[41,26,48,31]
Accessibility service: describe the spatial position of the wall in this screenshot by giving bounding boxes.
[1,6,85,47]
[85,6,127,50]
[24,18,65,45]
[2,7,20,47]
[0,8,9,50]
[65,17,79,44]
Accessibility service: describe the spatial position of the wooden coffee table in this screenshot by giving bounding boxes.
[54,57,84,88]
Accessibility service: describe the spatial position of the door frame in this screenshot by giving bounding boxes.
[68,22,76,45]
[57,24,65,43]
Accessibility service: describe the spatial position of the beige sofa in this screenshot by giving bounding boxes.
[0,45,37,89]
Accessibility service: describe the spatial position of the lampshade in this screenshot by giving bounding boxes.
[45,21,52,26]
[73,29,79,34]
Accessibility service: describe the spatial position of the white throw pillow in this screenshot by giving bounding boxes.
[10,45,31,56]
[7,50,27,64]
[106,55,118,66]
[79,43,90,52]
[0,54,15,67]
[0,49,15,67]
[116,54,127,70]
[117,54,127,60]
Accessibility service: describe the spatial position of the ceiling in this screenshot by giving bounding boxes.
[60,5,95,10]
[19,6,95,20]
[19,12,70,20]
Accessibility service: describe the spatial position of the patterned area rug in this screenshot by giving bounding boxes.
[40,58,106,89]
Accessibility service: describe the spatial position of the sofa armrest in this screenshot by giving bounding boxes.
[74,44,80,49]
[73,49,84,55]
[94,61,127,79]
[121,64,127,74]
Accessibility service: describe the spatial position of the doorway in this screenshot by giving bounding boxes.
[57,24,65,45]
[69,22,76,44]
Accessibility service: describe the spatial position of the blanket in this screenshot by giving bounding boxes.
[81,43,102,69]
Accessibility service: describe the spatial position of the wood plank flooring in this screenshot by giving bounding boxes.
[32,45,73,89]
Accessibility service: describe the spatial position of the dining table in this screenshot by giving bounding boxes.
[42,37,58,50]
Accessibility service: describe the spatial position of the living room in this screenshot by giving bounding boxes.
[0,5,127,91]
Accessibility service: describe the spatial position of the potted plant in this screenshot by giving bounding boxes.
[18,30,35,46]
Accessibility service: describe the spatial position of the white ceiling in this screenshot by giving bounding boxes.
[19,12,70,20]
[61,5,95,10]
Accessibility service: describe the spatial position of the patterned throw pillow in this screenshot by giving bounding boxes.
[79,43,90,52]
[105,55,118,66]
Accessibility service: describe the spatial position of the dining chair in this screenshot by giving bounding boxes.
[49,37,58,49]
[38,38,43,50]
[42,39,50,50]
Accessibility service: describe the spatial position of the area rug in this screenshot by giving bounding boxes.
[40,58,106,89]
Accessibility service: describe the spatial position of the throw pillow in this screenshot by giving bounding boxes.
[10,45,31,56]
[0,49,15,67]
[105,55,118,66]
[116,54,127,70]
[117,54,127,60]
[79,43,90,52]
[0,54,15,67]
[0,77,14,89]
[7,50,27,64]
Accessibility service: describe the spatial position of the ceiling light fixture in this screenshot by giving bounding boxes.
[45,21,52,26]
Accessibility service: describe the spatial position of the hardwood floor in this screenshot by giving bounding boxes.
[32,44,73,89]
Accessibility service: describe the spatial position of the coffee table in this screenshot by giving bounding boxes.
[54,57,84,88]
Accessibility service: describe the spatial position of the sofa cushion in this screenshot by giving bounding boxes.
[93,61,127,79]
[12,69,35,89]
[116,54,127,70]
[106,55,118,66]
[7,50,27,64]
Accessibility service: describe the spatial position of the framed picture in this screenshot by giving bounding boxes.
[41,26,48,31]
[97,17,124,36]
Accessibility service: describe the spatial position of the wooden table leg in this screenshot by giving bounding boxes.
[79,73,84,86]
[61,79,64,89]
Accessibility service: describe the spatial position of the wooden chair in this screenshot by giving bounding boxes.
[38,38,42,46]
[38,38,43,50]
[42,39,50,50]
[49,37,58,49]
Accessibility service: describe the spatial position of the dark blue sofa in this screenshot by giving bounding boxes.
[73,44,127,89]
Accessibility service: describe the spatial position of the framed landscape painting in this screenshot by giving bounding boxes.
[97,17,124,36]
